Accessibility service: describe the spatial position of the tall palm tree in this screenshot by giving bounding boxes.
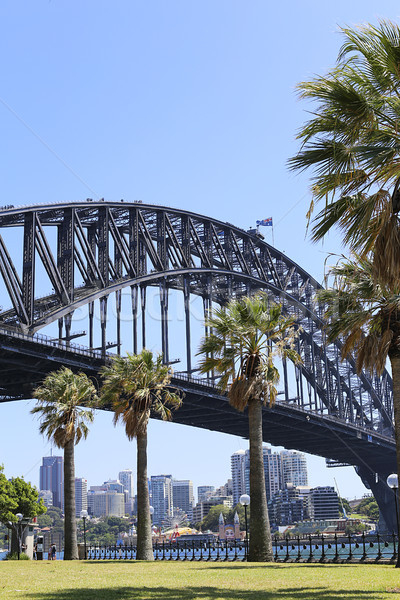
[32,367,97,560]
[197,294,301,562]
[100,349,182,561]
[317,252,400,566]
[288,20,400,286]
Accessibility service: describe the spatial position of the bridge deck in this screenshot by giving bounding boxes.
[0,330,394,475]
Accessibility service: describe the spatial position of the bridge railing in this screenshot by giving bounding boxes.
[83,532,398,563]
[0,327,114,360]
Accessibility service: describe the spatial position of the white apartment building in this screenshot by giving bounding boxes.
[75,478,88,518]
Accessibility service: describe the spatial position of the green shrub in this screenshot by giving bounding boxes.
[5,552,30,560]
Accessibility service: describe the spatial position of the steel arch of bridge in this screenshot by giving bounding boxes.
[0,201,393,441]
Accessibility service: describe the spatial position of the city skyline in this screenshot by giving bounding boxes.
[36,445,348,528]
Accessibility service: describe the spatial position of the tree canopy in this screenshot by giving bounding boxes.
[289,20,400,286]
[0,466,45,524]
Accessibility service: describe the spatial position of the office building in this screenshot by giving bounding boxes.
[75,478,88,518]
[172,480,194,521]
[103,479,125,494]
[87,490,125,517]
[39,455,63,509]
[119,469,134,499]
[151,475,173,525]
[197,486,215,502]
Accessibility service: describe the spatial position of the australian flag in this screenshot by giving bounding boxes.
[256,217,273,227]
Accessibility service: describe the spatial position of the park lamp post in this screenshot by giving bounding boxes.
[149,506,155,548]
[16,513,23,560]
[80,510,88,559]
[240,494,250,561]
[387,473,400,567]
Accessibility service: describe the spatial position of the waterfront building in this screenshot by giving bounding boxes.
[268,483,310,526]
[39,455,63,510]
[75,478,88,518]
[310,486,339,520]
[151,474,173,525]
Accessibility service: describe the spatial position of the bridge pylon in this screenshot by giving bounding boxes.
[357,465,398,533]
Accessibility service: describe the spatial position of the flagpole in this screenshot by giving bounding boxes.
[272,223,275,247]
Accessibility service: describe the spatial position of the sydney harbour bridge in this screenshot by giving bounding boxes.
[0,201,396,529]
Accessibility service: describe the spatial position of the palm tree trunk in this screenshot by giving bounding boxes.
[389,354,400,568]
[247,397,273,562]
[63,439,78,560]
[136,429,154,560]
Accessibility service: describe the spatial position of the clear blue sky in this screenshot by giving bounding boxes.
[0,0,398,501]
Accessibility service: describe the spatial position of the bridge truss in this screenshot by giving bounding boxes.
[0,201,393,440]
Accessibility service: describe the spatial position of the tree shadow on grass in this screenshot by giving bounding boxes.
[24,585,390,600]
[195,562,384,570]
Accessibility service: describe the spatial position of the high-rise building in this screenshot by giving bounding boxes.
[281,450,308,488]
[87,490,125,517]
[75,478,88,518]
[39,455,63,509]
[310,486,339,520]
[231,450,247,506]
[38,489,53,508]
[103,479,125,494]
[197,486,215,502]
[232,446,307,504]
[268,483,310,526]
[172,480,194,521]
[119,469,134,499]
[264,448,283,501]
[151,475,172,525]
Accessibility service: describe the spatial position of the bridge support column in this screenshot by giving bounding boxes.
[184,278,191,373]
[357,465,397,533]
[88,302,94,348]
[141,285,146,350]
[131,285,138,355]
[203,293,212,380]
[100,296,108,358]
[64,313,72,347]
[115,290,121,355]
[160,281,169,364]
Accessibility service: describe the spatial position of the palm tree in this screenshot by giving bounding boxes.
[197,294,301,562]
[32,367,98,560]
[100,349,182,561]
[317,252,400,566]
[288,20,400,286]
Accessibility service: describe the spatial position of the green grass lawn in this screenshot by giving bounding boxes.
[1,561,400,600]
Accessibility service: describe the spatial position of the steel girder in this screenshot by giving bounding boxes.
[0,201,393,442]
